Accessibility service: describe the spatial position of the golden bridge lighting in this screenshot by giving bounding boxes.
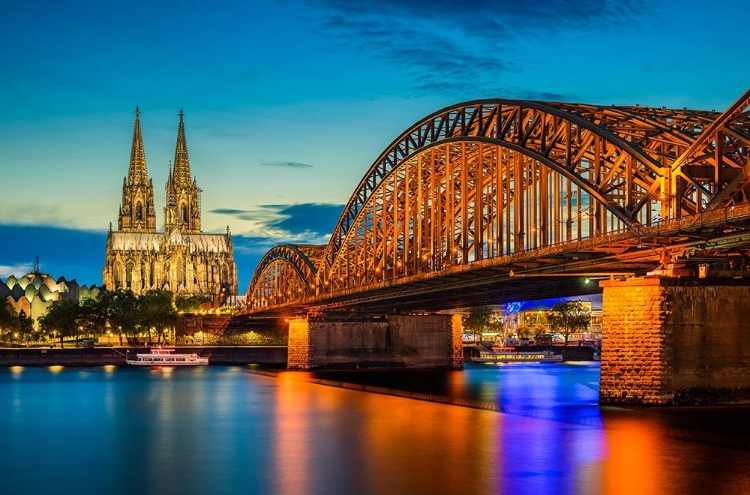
[245,89,750,314]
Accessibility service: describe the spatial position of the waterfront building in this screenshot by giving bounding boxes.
[102,109,238,301]
[0,266,99,327]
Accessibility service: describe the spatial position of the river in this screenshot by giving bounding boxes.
[1,362,748,495]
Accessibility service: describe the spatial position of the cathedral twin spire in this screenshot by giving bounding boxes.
[128,107,149,186]
[118,108,202,234]
[165,109,202,234]
[119,107,156,232]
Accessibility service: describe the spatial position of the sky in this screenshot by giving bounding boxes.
[1,0,748,292]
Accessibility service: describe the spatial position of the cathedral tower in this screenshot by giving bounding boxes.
[118,107,157,232]
[104,108,238,300]
[164,110,202,234]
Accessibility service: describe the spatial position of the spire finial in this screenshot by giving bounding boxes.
[179,108,184,119]
[135,106,140,118]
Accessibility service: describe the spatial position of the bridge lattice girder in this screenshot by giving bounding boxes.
[247,244,323,312]
[246,90,750,311]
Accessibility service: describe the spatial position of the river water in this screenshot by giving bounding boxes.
[1,362,748,495]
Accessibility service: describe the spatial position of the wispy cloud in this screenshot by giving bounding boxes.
[260,161,314,169]
[0,263,34,280]
[312,0,649,99]
[211,202,343,246]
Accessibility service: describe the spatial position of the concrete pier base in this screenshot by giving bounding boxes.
[286,313,463,370]
[600,277,750,406]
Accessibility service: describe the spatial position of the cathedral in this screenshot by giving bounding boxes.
[102,108,238,301]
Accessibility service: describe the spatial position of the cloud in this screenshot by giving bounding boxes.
[312,0,649,98]
[267,203,343,236]
[260,161,314,169]
[211,208,250,216]
[0,263,34,280]
[0,202,111,233]
[211,203,343,246]
[209,204,344,287]
[0,224,107,286]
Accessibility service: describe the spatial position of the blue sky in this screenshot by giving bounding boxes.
[1,0,748,292]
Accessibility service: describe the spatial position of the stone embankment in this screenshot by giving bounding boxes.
[0,346,287,366]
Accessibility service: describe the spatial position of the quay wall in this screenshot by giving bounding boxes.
[600,277,750,406]
[289,314,463,370]
[0,346,287,367]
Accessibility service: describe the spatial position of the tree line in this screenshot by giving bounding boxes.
[0,290,210,347]
[463,300,592,344]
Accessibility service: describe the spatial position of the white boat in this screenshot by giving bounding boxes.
[126,347,209,366]
[470,346,563,364]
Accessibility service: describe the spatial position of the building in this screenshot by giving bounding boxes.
[102,108,238,301]
[1,266,100,328]
[513,294,602,342]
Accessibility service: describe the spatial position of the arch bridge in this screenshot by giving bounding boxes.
[247,89,750,315]
[244,89,750,405]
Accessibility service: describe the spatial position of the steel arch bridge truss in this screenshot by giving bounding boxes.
[247,244,323,311]
[246,90,750,310]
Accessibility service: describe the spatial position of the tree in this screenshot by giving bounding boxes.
[546,301,592,344]
[515,323,531,339]
[78,298,107,340]
[99,290,141,343]
[175,293,211,313]
[140,290,177,344]
[0,300,20,342]
[17,310,34,343]
[38,299,79,347]
[463,306,495,342]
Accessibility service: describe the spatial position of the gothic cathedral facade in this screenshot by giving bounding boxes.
[102,109,238,301]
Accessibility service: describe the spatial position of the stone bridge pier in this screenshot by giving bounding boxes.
[600,277,750,405]
[287,313,463,370]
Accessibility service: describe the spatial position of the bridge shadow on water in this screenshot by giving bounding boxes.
[257,361,750,453]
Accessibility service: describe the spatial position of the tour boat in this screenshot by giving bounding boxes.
[470,346,563,364]
[125,347,209,366]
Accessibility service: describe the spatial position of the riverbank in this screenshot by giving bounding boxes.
[2,344,598,367]
[0,346,287,366]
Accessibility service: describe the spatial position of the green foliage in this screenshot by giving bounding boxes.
[175,293,211,313]
[79,298,107,336]
[39,299,80,347]
[463,306,500,341]
[17,310,34,341]
[98,289,178,342]
[217,328,288,346]
[530,322,547,336]
[98,290,141,339]
[0,300,20,340]
[515,323,531,338]
[546,300,591,344]
[140,290,177,343]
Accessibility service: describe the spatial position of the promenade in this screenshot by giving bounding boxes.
[0,346,287,366]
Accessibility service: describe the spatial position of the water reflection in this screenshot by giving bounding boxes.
[0,363,748,495]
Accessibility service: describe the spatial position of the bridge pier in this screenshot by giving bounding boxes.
[287,313,463,370]
[600,277,750,405]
